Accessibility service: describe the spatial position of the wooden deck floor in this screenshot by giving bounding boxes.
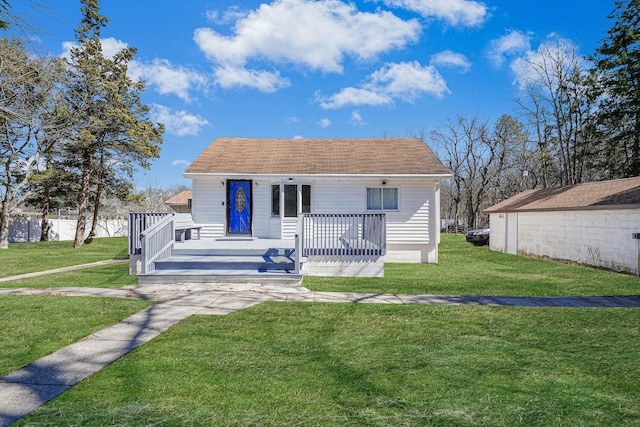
[173,237,295,252]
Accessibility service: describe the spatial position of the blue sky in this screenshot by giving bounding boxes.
[14,0,614,189]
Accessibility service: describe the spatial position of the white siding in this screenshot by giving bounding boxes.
[313,179,438,245]
[387,181,435,244]
[269,217,281,238]
[191,177,226,238]
[490,209,640,275]
[189,176,443,263]
[281,218,298,239]
[314,180,363,213]
[252,180,270,238]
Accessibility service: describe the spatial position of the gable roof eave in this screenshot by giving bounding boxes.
[183,172,453,180]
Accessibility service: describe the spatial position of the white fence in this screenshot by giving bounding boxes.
[8,216,128,243]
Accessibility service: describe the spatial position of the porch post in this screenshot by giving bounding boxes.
[279,182,285,218]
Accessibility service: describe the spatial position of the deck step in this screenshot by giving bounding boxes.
[138,240,301,285]
[172,247,295,257]
[138,271,303,285]
[154,255,294,270]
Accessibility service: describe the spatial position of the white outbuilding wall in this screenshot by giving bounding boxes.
[489,209,640,275]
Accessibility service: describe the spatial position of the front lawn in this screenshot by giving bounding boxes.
[304,234,640,296]
[16,302,640,426]
[1,234,638,295]
[0,295,153,376]
[3,262,138,288]
[0,237,129,278]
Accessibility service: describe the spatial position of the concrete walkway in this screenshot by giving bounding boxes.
[1,282,639,426]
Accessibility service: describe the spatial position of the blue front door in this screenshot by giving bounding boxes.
[228,180,251,234]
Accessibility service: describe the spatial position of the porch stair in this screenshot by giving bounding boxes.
[138,244,302,285]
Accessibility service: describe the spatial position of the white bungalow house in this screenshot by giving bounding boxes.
[184,137,451,263]
[484,176,640,275]
[129,137,451,281]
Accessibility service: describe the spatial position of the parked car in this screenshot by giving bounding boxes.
[465,225,490,246]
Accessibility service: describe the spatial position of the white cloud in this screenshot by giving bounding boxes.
[195,0,420,91]
[510,35,586,90]
[151,104,210,137]
[293,135,305,139]
[488,29,532,66]
[61,38,208,102]
[205,7,248,25]
[60,37,129,60]
[318,118,331,128]
[129,59,209,102]
[350,111,366,126]
[213,65,290,92]
[171,160,191,169]
[430,50,471,73]
[319,87,393,109]
[381,0,488,26]
[100,37,130,58]
[319,61,449,109]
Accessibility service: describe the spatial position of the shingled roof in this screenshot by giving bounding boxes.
[484,176,640,213]
[164,190,192,206]
[184,137,451,176]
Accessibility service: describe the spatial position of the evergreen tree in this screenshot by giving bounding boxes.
[592,0,640,177]
[0,1,10,29]
[65,0,163,248]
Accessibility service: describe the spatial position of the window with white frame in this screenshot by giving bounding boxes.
[367,187,398,210]
[272,184,311,217]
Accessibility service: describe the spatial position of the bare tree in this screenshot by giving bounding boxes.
[128,184,190,213]
[432,115,527,230]
[431,117,467,231]
[0,39,66,248]
[514,36,599,187]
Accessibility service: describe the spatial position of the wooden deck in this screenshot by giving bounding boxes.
[130,212,387,280]
[173,237,294,254]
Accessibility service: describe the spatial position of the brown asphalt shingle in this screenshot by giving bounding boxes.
[484,176,640,213]
[185,137,451,176]
[165,190,192,205]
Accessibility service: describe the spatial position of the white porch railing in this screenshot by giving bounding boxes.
[130,212,386,276]
[128,212,172,255]
[298,213,386,259]
[129,213,175,274]
[138,214,175,275]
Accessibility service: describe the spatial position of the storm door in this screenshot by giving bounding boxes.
[227,180,252,234]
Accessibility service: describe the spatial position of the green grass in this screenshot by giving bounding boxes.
[0,237,129,278]
[0,295,153,376]
[3,261,138,288]
[2,234,639,295]
[4,235,639,425]
[304,234,640,296]
[16,302,640,426]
